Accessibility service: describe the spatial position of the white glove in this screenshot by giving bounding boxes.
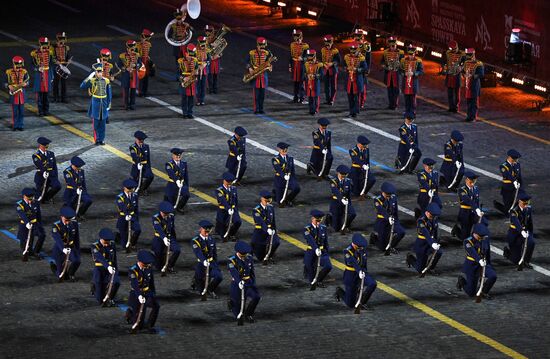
[163,237,170,246]
[362,164,369,171]
[431,243,440,251]
[63,247,71,255]
[137,163,143,170]
[176,180,184,188]
[315,248,322,257]
[479,259,486,267]
[341,198,348,205]
[203,260,209,267]
[43,171,49,179]
[228,208,235,215]
[455,161,461,169]
[26,222,32,230]
[107,266,115,275]
[513,181,520,189]
[284,174,290,181]
[359,270,366,279]
[521,230,529,239]
[138,295,146,304]
[238,280,245,290]
[267,228,275,236]
[237,154,243,161]
[76,188,83,195]
[475,208,483,217]
[321,148,328,154]
[388,216,395,225]
[125,215,132,221]
[428,189,435,198]
[409,148,415,154]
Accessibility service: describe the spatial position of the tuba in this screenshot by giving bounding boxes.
[243,56,278,83]
[165,3,193,47]
[209,24,231,59]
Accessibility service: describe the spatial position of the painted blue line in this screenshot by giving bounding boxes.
[1,229,55,263]
[334,146,397,172]
[159,70,178,81]
[334,145,348,154]
[240,108,293,129]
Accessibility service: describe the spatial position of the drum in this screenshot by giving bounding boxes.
[138,64,147,80]
[56,64,71,79]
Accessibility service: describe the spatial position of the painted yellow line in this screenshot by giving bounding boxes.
[0,35,155,48]
[3,90,526,359]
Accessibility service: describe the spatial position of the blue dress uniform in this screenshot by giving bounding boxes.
[251,191,280,262]
[320,35,340,105]
[5,56,30,130]
[91,228,120,305]
[272,142,301,206]
[498,149,523,212]
[225,126,247,183]
[247,38,273,114]
[164,148,190,212]
[191,220,223,294]
[371,182,405,252]
[116,179,141,250]
[80,63,112,145]
[228,242,261,321]
[336,234,377,308]
[458,224,497,298]
[381,38,404,110]
[455,171,487,240]
[63,156,93,217]
[304,50,323,115]
[32,137,61,203]
[329,167,356,232]
[303,210,332,287]
[117,40,142,110]
[196,37,211,105]
[463,48,484,122]
[215,173,242,239]
[50,207,80,280]
[349,135,376,197]
[30,38,54,116]
[399,47,424,118]
[16,188,46,259]
[129,131,154,194]
[505,194,535,266]
[344,43,368,118]
[416,158,442,213]
[127,250,160,332]
[308,118,333,177]
[408,203,442,273]
[151,202,180,273]
[439,130,464,190]
[396,118,422,174]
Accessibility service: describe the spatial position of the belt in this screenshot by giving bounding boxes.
[307,246,324,250]
[345,266,356,271]
[242,276,250,280]
[510,225,516,229]
[352,164,361,168]
[443,157,452,162]
[400,140,406,144]
[418,235,426,240]
[92,95,107,99]
[219,205,225,209]
[312,146,320,149]
[254,225,262,229]
[502,180,512,183]
[460,205,472,209]
[420,189,427,193]
[66,185,74,189]
[466,256,475,262]
[377,214,385,219]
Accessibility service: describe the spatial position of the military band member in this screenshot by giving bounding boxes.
[215,172,242,241]
[304,49,323,115]
[503,193,535,269]
[370,182,405,254]
[16,188,46,261]
[416,158,442,214]
[442,40,465,112]
[91,228,119,306]
[289,29,309,103]
[168,8,191,64]
[251,190,279,263]
[329,165,356,233]
[228,241,261,324]
[30,37,54,116]
[304,209,332,290]
[307,117,332,178]
[272,142,300,207]
[33,136,61,203]
[381,37,403,110]
[137,29,154,97]
[463,48,484,122]
[116,179,141,252]
[5,56,29,130]
[99,48,115,81]
[349,135,376,198]
[439,130,464,191]
[164,148,190,213]
[400,45,423,118]
[353,29,371,109]
[151,201,180,275]
[247,37,273,114]
[52,32,70,103]
[191,220,223,298]
[335,233,377,309]
[344,42,368,118]
[117,40,142,110]
[407,203,442,275]
[494,149,523,214]
[456,224,496,299]
[130,130,154,195]
[196,36,211,106]
[396,115,422,174]
[226,126,247,184]
[80,62,112,145]
[50,206,80,281]
[178,43,199,119]
[63,156,93,218]
[320,34,340,105]
[126,250,160,334]
[205,25,221,94]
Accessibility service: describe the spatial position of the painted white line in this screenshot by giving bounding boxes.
[0,30,37,47]
[187,201,212,205]
[437,155,501,181]
[48,0,81,13]
[267,87,308,104]
[342,117,401,141]
[107,25,137,37]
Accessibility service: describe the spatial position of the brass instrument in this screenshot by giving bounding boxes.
[463,61,475,90]
[243,56,278,83]
[405,60,415,89]
[209,24,231,59]
[8,82,28,95]
[180,73,197,88]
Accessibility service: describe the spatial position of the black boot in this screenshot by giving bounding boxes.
[406,253,416,268]
[456,275,466,291]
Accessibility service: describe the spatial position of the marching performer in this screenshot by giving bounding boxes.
[16,188,46,261]
[307,118,332,178]
[396,115,422,174]
[400,44,424,118]
[33,137,61,203]
[503,193,535,269]
[205,25,221,94]
[344,42,368,118]
[452,171,487,240]
[463,48,484,122]
[129,130,154,195]
[5,56,29,130]
[246,37,274,114]
[52,32,71,103]
[272,142,300,207]
[226,126,247,184]
[320,34,340,105]
[381,37,403,110]
[215,172,242,241]
[407,203,443,276]
[196,36,211,106]
[329,165,356,234]
[289,29,309,103]
[80,62,112,145]
[304,49,323,115]
[63,156,93,218]
[442,40,465,112]
[50,207,80,281]
[168,8,191,65]
[178,43,199,119]
[494,149,523,214]
[116,179,141,252]
[228,241,261,324]
[117,40,142,110]
[251,190,279,264]
[137,29,154,97]
[349,135,376,199]
[370,182,405,254]
[151,201,180,275]
[303,209,332,290]
[30,37,54,116]
[416,158,442,215]
[164,148,190,213]
[354,29,371,109]
[99,48,115,81]
[191,220,223,298]
[439,130,464,191]
[91,228,119,306]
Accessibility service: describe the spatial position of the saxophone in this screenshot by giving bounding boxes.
[405,59,414,89]
[180,73,197,88]
[209,24,231,59]
[243,56,278,83]
[9,82,28,95]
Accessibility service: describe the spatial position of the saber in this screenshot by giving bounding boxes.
[223,208,234,239]
[318,150,328,177]
[233,157,242,185]
[399,149,415,172]
[384,220,395,255]
[102,271,116,304]
[517,230,529,271]
[354,272,365,314]
[263,232,275,264]
[280,174,290,204]
[201,261,210,301]
[447,163,462,189]
[161,240,171,275]
[174,183,183,210]
[125,219,132,249]
[38,175,48,202]
[131,302,145,332]
[136,166,143,193]
[75,190,82,216]
[310,253,322,290]
[237,285,246,326]
[59,251,71,280]
[22,223,33,261]
[340,199,349,231]
[508,184,520,213]
[475,263,487,303]
[419,248,437,278]
[359,167,369,196]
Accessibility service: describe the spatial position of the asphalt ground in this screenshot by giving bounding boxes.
[1,1,549,358]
